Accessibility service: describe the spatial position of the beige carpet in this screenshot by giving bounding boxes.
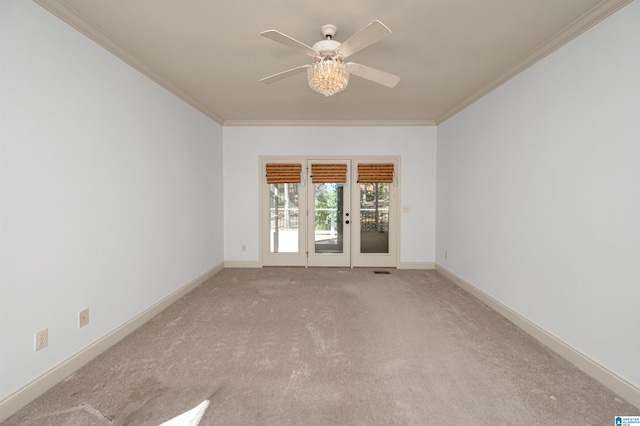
[3,268,637,425]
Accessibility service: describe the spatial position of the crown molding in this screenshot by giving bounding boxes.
[35,0,631,128]
[34,0,431,128]
[223,119,436,127]
[34,0,226,125]
[436,0,633,125]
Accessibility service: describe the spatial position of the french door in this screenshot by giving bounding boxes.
[352,161,396,267]
[307,160,351,267]
[261,157,397,268]
[261,160,307,266]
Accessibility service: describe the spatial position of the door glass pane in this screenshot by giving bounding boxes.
[359,183,389,253]
[269,183,299,253]
[314,183,343,253]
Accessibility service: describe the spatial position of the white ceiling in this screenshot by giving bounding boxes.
[35,0,630,126]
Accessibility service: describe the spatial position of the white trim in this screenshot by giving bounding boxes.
[307,159,352,268]
[223,120,437,127]
[0,262,224,423]
[398,262,435,270]
[33,0,225,125]
[435,263,640,409]
[259,157,308,267]
[224,260,262,268]
[436,0,633,124]
[351,158,400,268]
[35,0,629,127]
[259,156,401,268]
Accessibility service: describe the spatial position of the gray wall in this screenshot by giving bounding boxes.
[437,1,640,388]
[222,126,437,266]
[0,0,224,400]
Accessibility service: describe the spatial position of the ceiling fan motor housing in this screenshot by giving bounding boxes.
[259,20,399,90]
[312,39,341,57]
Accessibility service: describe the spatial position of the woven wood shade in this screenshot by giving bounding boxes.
[266,163,301,184]
[357,163,394,183]
[311,164,347,183]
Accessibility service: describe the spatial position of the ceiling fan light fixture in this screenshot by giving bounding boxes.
[307,57,350,97]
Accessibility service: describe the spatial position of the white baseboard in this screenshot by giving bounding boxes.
[226,260,434,270]
[0,262,224,423]
[398,262,435,270]
[224,260,262,268]
[435,263,640,410]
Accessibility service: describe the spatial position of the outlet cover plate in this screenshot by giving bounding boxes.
[35,329,48,351]
[79,308,89,328]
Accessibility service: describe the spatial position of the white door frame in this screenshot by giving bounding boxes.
[351,157,399,268]
[260,157,307,266]
[307,159,351,267]
[259,155,399,268]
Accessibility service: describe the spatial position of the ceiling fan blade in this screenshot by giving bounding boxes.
[348,63,400,88]
[260,30,317,57]
[259,65,310,84]
[338,20,392,58]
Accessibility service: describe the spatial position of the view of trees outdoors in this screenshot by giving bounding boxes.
[360,183,389,232]
[270,181,390,254]
[314,183,341,231]
[269,183,299,253]
[271,182,389,232]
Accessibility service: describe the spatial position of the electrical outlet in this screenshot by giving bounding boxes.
[241,244,247,252]
[35,329,48,351]
[445,250,448,259]
[79,308,90,328]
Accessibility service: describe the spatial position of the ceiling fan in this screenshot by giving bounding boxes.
[259,20,400,97]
